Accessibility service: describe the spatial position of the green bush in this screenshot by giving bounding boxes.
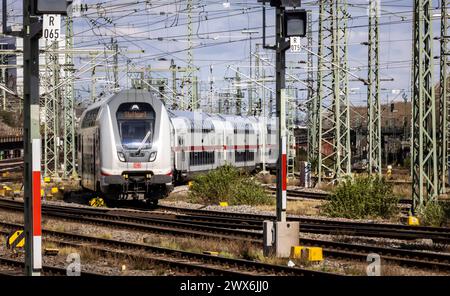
[188,165,273,206]
[416,201,446,227]
[322,175,399,219]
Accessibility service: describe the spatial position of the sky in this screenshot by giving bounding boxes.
[0,0,446,113]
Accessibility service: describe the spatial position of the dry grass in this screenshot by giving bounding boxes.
[316,182,335,192]
[287,178,300,186]
[142,235,268,260]
[42,241,58,249]
[392,184,412,198]
[165,192,189,202]
[255,200,323,216]
[58,246,79,257]
[258,174,275,185]
[50,224,67,233]
[327,260,436,276]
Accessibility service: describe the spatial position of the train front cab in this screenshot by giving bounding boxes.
[98,91,173,202]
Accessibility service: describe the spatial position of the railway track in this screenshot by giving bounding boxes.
[0,159,23,170]
[157,204,450,240]
[0,158,23,177]
[0,221,334,276]
[1,198,448,243]
[0,198,449,272]
[0,256,101,276]
[266,187,413,205]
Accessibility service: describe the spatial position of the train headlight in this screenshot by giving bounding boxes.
[149,151,157,162]
[117,152,126,162]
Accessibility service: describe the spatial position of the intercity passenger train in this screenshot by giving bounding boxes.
[78,89,277,204]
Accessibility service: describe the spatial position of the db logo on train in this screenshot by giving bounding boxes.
[133,163,142,169]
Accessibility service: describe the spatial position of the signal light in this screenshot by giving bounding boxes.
[284,9,307,37]
[34,0,73,15]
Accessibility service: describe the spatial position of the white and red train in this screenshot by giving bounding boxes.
[78,89,278,204]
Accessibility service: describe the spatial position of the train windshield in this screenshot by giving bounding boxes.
[116,103,156,150]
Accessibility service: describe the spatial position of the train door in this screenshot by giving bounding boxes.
[178,133,186,172]
[244,124,250,168]
[256,132,260,168]
[222,124,226,165]
[80,135,84,186]
[94,129,100,191]
[227,135,232,165]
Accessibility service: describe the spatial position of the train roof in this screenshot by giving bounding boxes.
[168,110,274,131]
[82,89,161,112]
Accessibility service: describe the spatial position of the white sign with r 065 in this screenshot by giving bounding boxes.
[43,14,61,41]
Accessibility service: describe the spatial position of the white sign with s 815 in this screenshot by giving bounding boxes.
[43,14,61,41]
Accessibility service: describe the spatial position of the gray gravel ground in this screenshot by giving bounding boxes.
[0,207,448,276]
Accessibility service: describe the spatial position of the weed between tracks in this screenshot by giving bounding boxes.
[188,165,273,206]
[416,201,449,227]
[323,176,399,219]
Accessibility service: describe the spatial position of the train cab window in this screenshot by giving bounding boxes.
[116,103,156,150]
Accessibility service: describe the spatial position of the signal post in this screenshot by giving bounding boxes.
[260,0,307,257]
[3,0,73,276]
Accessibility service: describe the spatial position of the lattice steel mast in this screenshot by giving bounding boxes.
[317,0,351,183]
[335,0,351,178]
[307,10,317,169]
[439,0,450,194]
[412,0,438,209]
[63,16,77,178]
[367,0,381,174]
[42,41,60,178]
[186,0,198,110]
[235,69,242,115]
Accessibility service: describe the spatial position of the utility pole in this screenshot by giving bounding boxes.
[412,0,438,210]
[367,0,381,174]
[439,0,450,194]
